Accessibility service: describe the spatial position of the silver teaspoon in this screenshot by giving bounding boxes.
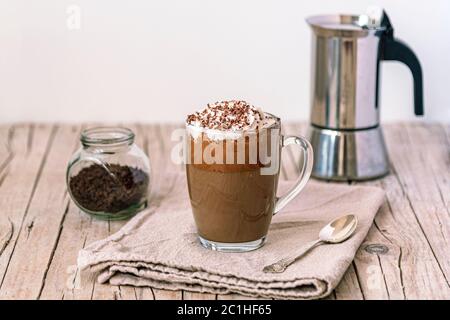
[263,214,358,273]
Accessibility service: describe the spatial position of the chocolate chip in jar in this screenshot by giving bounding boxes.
[69,163,149,214]
[66,127,151,220]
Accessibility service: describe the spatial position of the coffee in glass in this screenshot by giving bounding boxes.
[186,101,313,252]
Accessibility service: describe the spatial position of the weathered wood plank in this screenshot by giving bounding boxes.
[38,125,113,300]
[0,125,14,258]
[0,124,56,299]
[1,122,449,300]
[0,125,80,299]
[152,289,183,300]
[134,287,156,300]
[352,218,397,300]
[350,179,398,300]
[384,124,450,291]
[329,123,450,300]
[40,203,109,299]
[41,123,144,300]
[183,292,217,300]
[40,123,136,300]
[444,123,450,145]
[282,123,450,300]
[333,263,365,300]
[345,123,450,300]
[0,125,13,178]
[404,123,450,223]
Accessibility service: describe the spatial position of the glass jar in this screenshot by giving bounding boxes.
[66,127,151,220]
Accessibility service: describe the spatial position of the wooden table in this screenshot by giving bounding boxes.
[0,122,448,300]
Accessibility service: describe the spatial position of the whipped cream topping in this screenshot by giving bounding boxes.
[187,100,274,132]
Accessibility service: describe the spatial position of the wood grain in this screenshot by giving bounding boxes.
[0,122,448,300]
[0,124,56,299]
[0,125,81,299]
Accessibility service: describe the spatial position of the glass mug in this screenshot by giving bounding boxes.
[186,113,313,252]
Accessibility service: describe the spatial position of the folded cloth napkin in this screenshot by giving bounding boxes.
[78,174,385,299]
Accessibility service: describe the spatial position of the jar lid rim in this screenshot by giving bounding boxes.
[81,127,135,146]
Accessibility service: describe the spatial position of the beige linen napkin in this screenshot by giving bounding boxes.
[78,174,384,299]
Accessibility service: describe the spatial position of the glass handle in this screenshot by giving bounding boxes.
[274,135,313,214]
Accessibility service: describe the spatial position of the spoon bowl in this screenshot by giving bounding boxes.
[319,214,358,243]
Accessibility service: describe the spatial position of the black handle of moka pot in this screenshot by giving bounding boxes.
[380,12,424,116]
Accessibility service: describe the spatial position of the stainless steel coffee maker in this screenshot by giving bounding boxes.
[306,9,423,181]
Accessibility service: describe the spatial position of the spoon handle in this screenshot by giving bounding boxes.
[262,239,323,273]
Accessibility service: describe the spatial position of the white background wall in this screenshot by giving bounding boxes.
[0,0,449,124]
